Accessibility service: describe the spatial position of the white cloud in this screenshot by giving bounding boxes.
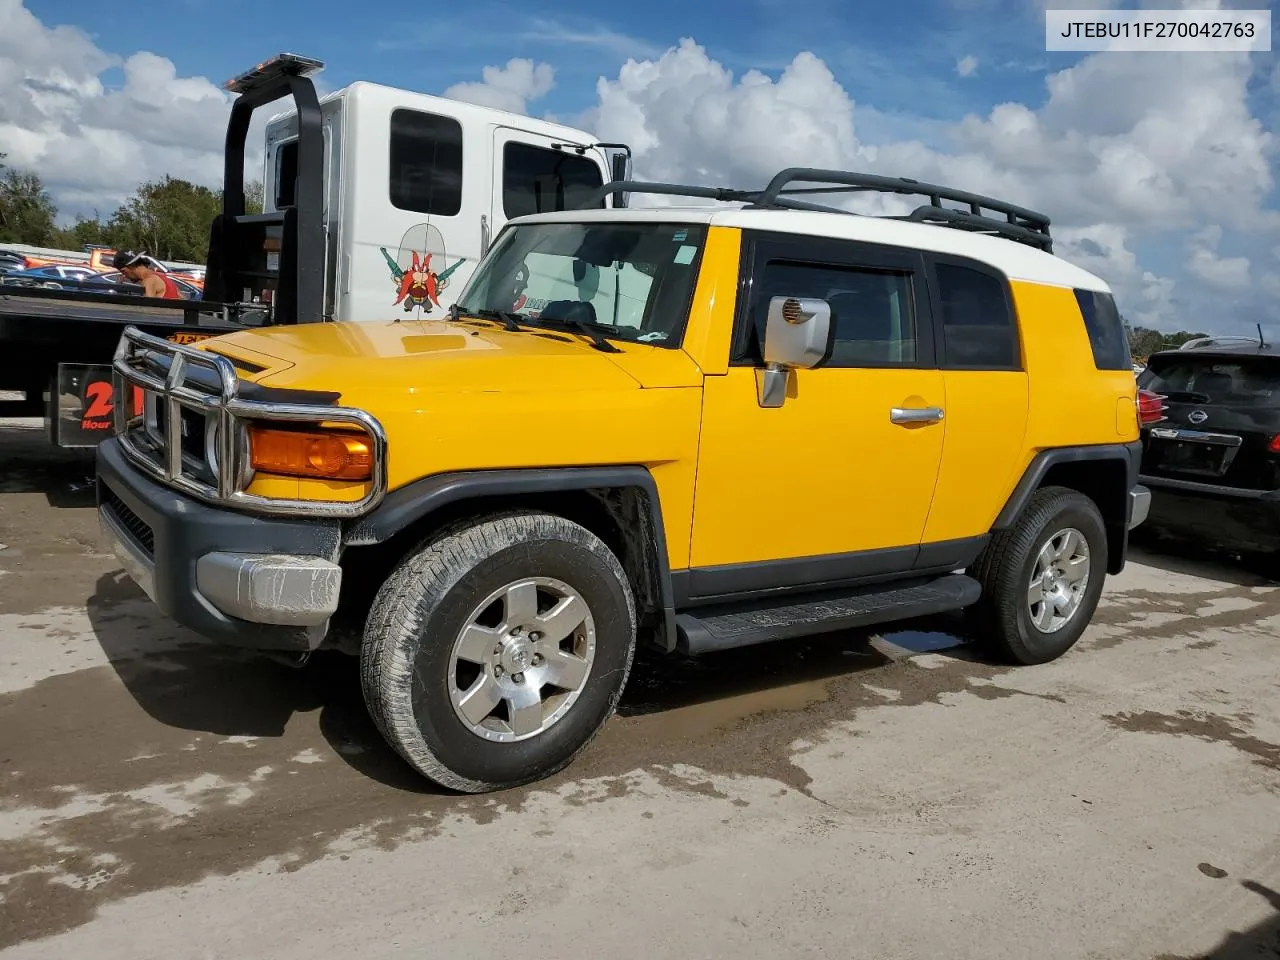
[955,55,978,78]
[1055,224,1139,280]
[582,40,868,192]
[518,18,662,60]
[1186,224,1251,288]
[0,0,262,219]
[443,58,555,116]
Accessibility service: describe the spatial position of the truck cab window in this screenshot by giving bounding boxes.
[502,143,604,219]
[389,109,463,216]
[274,141,299,208]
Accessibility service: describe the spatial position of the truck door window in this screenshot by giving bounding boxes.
[502,143,604,219]
[746,260,918,367]
[274,140,299,208]
[389,109,463,216]
[933,261,1020,370]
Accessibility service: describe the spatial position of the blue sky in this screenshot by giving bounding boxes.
[32,0,1072,131]
[14,0,1280,334]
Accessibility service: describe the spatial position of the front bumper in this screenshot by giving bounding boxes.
[1138,473,1280,554]
[96,437,344,652]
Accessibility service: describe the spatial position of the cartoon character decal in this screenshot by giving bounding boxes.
[379,223,466,316]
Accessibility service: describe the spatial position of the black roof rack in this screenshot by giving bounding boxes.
[586,166,1054,252]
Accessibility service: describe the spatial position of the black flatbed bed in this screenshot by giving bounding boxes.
[0,286,268,441]
[0,286,264,366]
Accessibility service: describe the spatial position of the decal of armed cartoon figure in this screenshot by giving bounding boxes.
[379,223,466,316]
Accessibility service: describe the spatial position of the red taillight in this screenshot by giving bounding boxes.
[1268,434,1280,453]
[1137,389,1167,425]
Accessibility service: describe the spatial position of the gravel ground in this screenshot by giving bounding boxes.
[1,417,1278,959]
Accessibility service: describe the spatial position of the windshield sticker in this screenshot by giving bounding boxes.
[673,244,697,265]
[672,230,687,241]
[513,293,549,317]
[380,222,466,317]
[637,331,668,342]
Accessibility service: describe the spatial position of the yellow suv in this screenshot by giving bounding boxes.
[96,168,1150,793]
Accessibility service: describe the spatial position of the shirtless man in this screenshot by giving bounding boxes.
[113,250,183,299]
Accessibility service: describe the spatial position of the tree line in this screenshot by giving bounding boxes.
[0,153,262,264]
[1127,325,1210,363]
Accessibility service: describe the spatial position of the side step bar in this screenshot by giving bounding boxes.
[674,573,981,655]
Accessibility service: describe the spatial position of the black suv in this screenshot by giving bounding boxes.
[1136,336,1280,565]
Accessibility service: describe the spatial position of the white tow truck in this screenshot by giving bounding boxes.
[255,54,633,323]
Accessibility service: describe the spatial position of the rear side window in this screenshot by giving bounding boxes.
[934,262,1019,369]
[1074,288,1131,370]
[389,109,463,216]
[502,143,605,218]
[1141,355,1280,407]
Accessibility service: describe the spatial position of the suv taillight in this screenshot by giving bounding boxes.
[1268,434,1280,453]
[1137,389,1167,425]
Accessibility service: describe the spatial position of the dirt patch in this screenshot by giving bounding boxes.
[1104,709,1280,771]
[1088,585,1280,650]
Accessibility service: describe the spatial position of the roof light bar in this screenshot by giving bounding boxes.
[225,54,325,95]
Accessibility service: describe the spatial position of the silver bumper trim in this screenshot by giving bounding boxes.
[1129,485,1151,530]
[194,552,342,627]
[99,505,157,601]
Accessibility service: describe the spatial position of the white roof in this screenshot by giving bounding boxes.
[510,204,1110,294]
[269,80,607,148]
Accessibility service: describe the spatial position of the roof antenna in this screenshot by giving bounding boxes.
[1259,322,1267,349]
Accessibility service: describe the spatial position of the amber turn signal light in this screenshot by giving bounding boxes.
[248,426,372,481]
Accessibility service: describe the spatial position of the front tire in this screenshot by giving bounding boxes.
[968,486,1108,666]
[361,512,637,793]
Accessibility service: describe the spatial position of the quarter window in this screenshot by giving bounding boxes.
[389,109,463,216]
[747,260,917,367]
[934,262,1019,369]
[1074,288,1132,371]
[502,142,605,218]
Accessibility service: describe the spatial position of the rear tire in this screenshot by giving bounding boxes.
[360,511,637,793]
[968,486,1108,666]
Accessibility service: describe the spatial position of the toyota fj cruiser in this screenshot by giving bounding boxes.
[96,168,1150,793]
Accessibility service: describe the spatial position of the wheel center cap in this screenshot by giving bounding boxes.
[501,639,534,674]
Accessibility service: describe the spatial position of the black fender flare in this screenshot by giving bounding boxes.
[992,441,1143,573]
[343,466,679,651]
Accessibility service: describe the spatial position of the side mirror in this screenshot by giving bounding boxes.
[757,296,832,408]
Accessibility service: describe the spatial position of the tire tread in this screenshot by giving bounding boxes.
[968,485,1107,666]
[360,511,635,793]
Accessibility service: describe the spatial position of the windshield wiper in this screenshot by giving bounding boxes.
[449,304,524,332]
[534,316,623,353]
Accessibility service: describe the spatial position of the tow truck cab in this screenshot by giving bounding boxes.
[224,54,633,325]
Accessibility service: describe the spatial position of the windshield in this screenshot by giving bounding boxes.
[454,221,708,347]
[1140,354,1280,407]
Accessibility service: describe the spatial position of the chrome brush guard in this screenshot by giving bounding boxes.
[110,325,387,518]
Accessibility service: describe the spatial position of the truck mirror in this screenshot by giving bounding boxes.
[610,154,630,207]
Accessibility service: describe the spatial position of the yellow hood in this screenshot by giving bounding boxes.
[200,318,706,496]
[201,318,694,399]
